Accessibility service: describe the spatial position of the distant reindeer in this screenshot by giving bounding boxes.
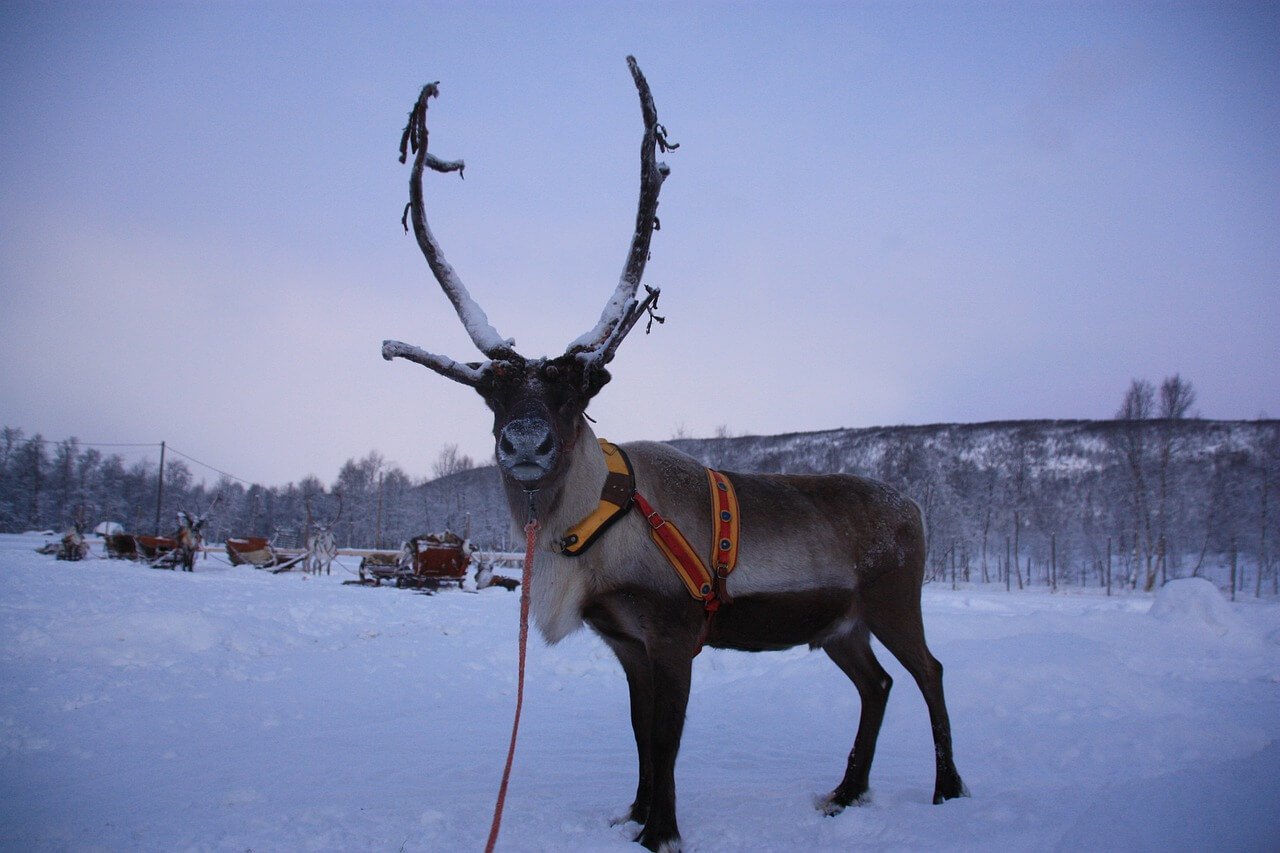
[382,57,966,851]
[174,494,220,572]
[304,493,342,576]
[56,519,90,561]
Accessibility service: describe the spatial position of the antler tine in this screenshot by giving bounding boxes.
[566,55,677,364]
[381,340,488,387]
[399,82,519,363]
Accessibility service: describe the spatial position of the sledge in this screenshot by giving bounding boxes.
[135,535,178,562]
[351,551,401,586]
[104,533,139,560]
[103,533,177,564]
[399,532,471,589]
[348,531,484,591]
[226,536,277,566]
[224,536,304,572]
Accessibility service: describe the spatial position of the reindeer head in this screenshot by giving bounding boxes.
[383,57,674,493]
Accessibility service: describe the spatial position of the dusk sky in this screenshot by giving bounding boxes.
[2,2,1277,488]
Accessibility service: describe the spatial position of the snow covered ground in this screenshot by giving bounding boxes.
[2,532,1278,852]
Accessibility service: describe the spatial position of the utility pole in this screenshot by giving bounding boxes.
[154,441,166,535]
[375,471,384,550]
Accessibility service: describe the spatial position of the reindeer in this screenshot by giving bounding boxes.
[174,494,221,572]
[304,492,342,575]
[56,520,90,562]
[55,508,91,561]
[382,57,967,852]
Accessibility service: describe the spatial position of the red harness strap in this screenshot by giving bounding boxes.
[708,469,739,604]
[632,470,740,654]
[558,440,742,654]
[633,490,717,601]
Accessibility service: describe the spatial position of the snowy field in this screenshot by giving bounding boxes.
[2,532,1278,852]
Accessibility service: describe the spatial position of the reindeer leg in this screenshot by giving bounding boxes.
[587,590,696,852]
[863,588,968,804]
[596,633,691,851]
[601,634,655,828]
[634,636,691,852]
[819,621,892,814]
[622,630,691,850]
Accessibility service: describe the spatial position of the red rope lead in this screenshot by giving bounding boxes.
[485,516,539,853]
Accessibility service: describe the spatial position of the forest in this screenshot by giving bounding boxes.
[5,391,1277,595]
[673,416,1279,595]
[0,432,465,554]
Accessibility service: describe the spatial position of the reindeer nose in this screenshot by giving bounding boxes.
[498,418,558,483]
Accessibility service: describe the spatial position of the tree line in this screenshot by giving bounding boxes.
[0,431,478,551]
[673,377,1279,596]
[7,377,1278,594]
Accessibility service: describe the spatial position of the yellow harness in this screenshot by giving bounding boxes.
[558,440,740,618]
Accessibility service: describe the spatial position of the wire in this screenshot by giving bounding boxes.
[9,436,161,449]
[5,432,261,488]
[164,446,258,487]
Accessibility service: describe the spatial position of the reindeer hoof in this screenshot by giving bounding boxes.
[610,801,647,828]
[635,818,680,852]
[635,828,681,853]
[816,788,870,816]
[933,777,971,804]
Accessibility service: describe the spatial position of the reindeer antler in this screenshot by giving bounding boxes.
[566,55,676,365]
[306,491,343,530]
[383,81,521,384]
[383,57,675,384]
[380,340,490,386]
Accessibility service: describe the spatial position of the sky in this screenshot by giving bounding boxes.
[2,1,1277,488]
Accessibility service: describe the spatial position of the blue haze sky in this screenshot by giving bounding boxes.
[2,2,1277,487]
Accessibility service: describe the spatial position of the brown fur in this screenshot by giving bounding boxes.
[491,405,967,851]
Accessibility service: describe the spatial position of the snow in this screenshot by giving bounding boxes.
[2,533,1278,852]
[1149,577,1241,637]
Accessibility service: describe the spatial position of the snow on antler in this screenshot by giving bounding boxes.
[384,58,673,385]
[566,56,676,364]
[380,340,488,386]
[398,82,518,362]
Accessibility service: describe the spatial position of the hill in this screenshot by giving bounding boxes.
[421,418,1279,592]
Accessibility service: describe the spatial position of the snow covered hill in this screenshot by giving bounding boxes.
[425,419,1279,592]
[2,534,1278,851]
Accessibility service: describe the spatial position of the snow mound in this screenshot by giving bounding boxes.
[1149,577,1237,636]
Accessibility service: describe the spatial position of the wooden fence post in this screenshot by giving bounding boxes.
[1230,538,1238,602]
[1051,532,1057,592]
[1005,536,1011,592]
[1106,536,1112,597]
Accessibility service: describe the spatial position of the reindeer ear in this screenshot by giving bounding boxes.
[581,363,611,400]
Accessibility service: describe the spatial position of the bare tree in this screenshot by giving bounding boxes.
[1154,375,1196,585]
[431,443,475,480]
[1118,378,1155,421]
[1111,375,1198,590]
[1113,380,1156,588]
[1257,422,1279,596]
[1159,374,1197,420]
